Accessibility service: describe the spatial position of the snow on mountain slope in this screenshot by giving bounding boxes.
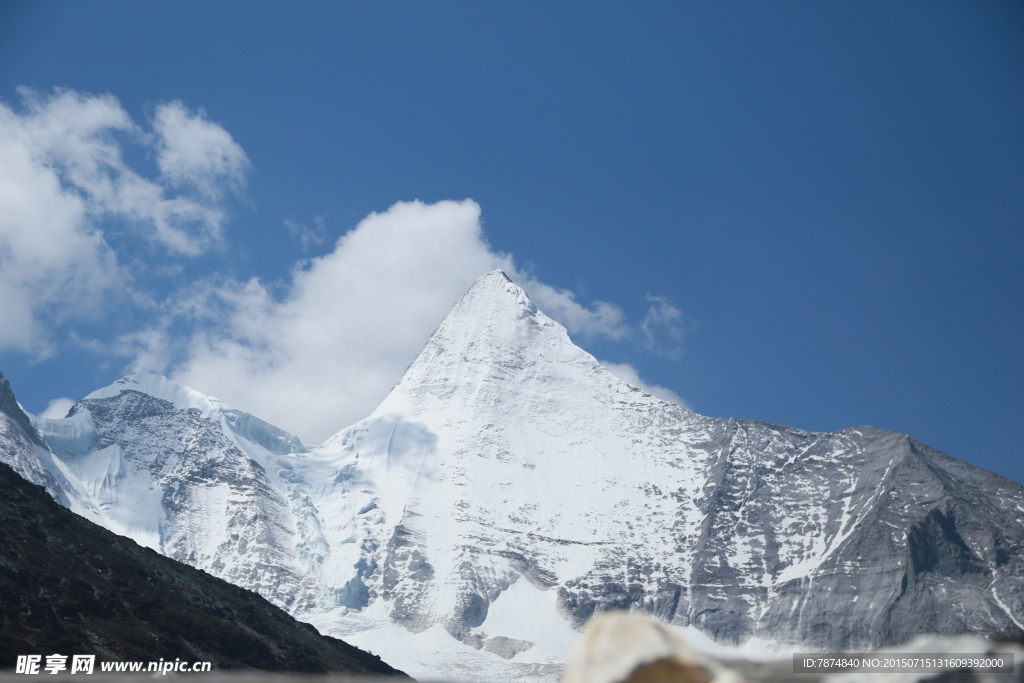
[304,271,1024,677]
[8,271,1024,683]
[0,370,72,506]
[25,374,323,611]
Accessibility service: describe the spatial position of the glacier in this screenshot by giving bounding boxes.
[2,270,1023,682]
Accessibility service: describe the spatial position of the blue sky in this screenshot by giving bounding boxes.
[1,2,1022,483]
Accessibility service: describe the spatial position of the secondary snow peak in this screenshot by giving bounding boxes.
[82,373,224,418]
[70,373,308,455]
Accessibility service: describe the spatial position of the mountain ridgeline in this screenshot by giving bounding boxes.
[2,271,1022,681]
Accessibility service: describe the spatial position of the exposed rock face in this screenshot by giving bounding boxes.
[0,370,69,502]
[63,381,315,612]
[0,461,407,675]
[3,272,1023,682]
[0,371,45,448]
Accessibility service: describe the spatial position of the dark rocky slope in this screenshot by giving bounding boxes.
[0,460,408,676]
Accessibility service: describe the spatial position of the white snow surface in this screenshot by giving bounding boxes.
[6,270,1023,682]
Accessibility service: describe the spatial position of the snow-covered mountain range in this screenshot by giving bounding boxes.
[2,271,1023,681]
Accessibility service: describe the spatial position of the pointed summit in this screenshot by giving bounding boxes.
[401,270,585,385]
[475,268,514,286]
[0,370,45,447]
[440,269,542,331]
[0,369,69,505]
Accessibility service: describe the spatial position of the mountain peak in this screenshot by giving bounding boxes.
[0,370,45,447]
[75,372,308,455]
[83,373,227,419]
[476,269,514,286]
[399,270,581,382]
[458,270,536,317]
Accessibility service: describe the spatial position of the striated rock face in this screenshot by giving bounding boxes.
[0,370,69,503]
[3,271,1024,682]
[0,459,407,675]
[0,371,45,448]
[66,382,314,612]
[7,373,322,615]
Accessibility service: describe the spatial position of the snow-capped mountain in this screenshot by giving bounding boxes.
[28,374,325,613]
[3,271,1023,682]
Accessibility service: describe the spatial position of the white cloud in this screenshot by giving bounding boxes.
[1,89,685,442]
[141,199,629,444]
[39,397,76,419]
[641,294,687,358]
[598,360,689,408]
[519,280,627,341]
[0,88,249,355]
[153,100,250,201]
[285,215,327,250]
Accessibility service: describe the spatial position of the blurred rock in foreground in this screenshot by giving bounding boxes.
[560,611,1023,683]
